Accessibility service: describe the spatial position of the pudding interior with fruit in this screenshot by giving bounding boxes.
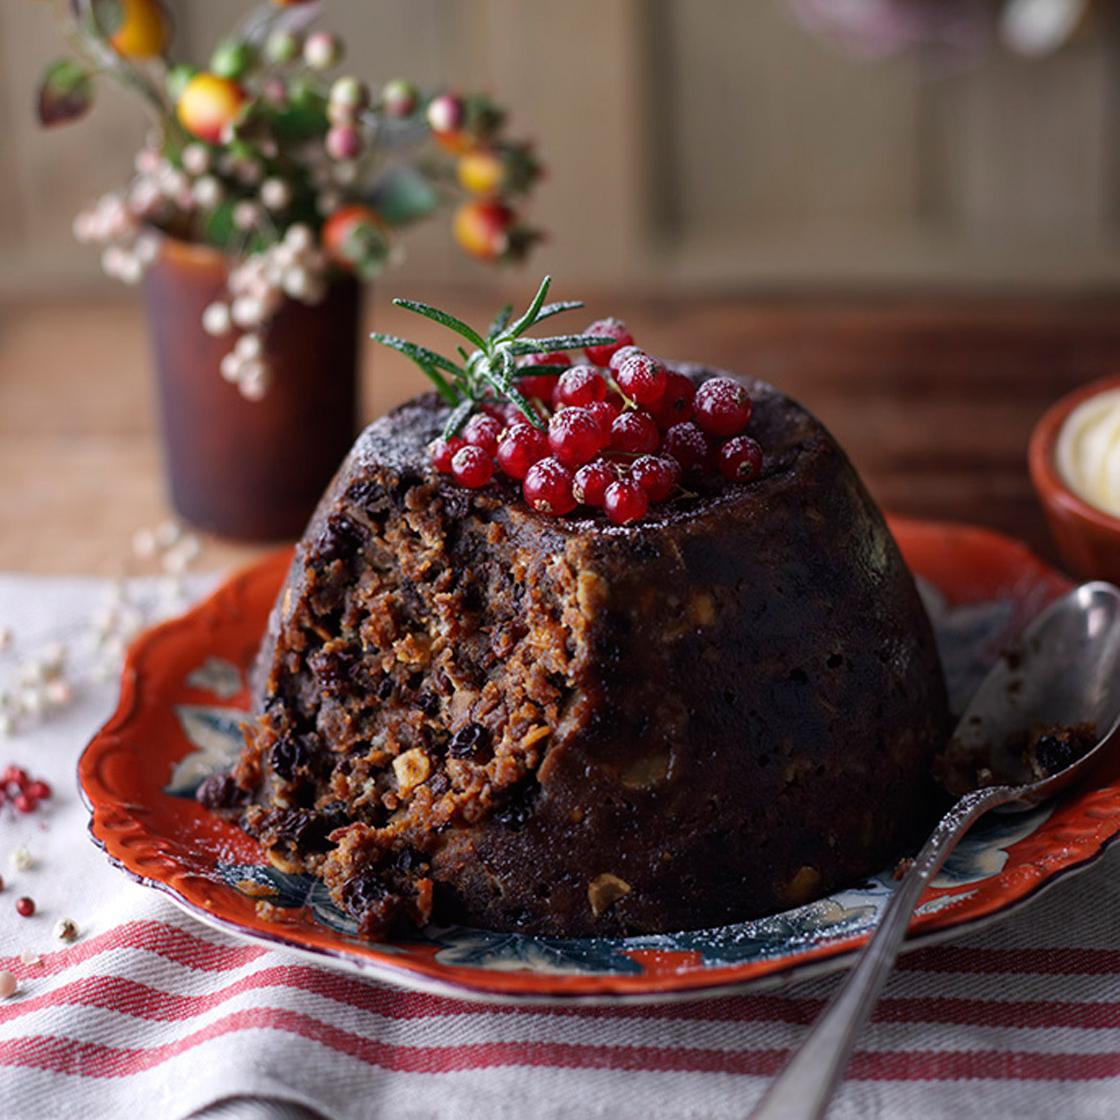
[209,288,948,939]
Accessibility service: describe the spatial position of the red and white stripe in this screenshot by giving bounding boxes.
[0,880,1118,1120]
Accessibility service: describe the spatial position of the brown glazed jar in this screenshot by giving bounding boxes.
[142,234,360,541]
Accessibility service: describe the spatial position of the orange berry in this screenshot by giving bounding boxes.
[176,73,247,144]
[453,200,512,262]
[322,204,385,269]
[110,0,170,60]
[457,150,505,198]
[434,129,475,156]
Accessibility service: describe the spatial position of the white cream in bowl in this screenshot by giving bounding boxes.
[1055,388,1120,518]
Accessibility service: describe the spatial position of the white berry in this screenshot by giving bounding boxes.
[260,178,292,211]
[202,303,232,337]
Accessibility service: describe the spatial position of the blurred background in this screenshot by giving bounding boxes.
[5,0,1120,294]
[3,0,1120,573]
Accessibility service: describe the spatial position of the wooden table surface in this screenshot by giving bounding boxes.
[3,291,1119,577]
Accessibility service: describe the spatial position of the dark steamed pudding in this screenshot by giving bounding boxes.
[224,367,949,938]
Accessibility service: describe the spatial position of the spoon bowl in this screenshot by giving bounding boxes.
[946,580,1120,807]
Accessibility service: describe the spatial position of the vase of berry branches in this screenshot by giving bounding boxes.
[38,0,542,539]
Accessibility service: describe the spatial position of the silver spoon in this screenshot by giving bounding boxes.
[750,580,1120,1120]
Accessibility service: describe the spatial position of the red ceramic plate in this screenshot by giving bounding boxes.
[79,519,1120,1002]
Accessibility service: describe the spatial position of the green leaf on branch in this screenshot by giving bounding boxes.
[372,277,596,436]
[368,332,461,405]
[442,397,476,440]
[367,165,439,227]
[488,304,513,340]
[203,199,237,250]
[37,59,94,128]
[503,275,552,339]
[394,298,487,351]
[508,334,614,356]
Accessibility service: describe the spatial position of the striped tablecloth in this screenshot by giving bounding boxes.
[1,574,1118,1120]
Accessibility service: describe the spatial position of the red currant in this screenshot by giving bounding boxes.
[586,399,619,435]
[609,410,660,455]
[572,459,617,507]
[429,436,465,474]
[25,780,51,800]
[15,897,34,918]
[13,793,36,814]
[694,377,752,437]
[496,422,548,480]
[521,350,570,368]
[548,407,608,466]
[608,344,646,373]
[1,766,28,788]
[631,455,681,502]
[719,435,764,482]
[555,365,607,408]
[462,413,503,457]
[604,478,649,525]
[450,445,494,489]
[653,372,697,428]
[523,457,577,516]
[616,353,667,406]
[663,421,710,473]
[518,351,569,403]
[584,318,634,367]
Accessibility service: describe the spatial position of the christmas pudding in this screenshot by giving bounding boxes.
[216,279,949,938]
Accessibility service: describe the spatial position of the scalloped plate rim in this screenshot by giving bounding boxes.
[77,516,1120,1004]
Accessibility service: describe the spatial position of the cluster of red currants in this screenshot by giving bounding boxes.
[428,319,763,525]
[1,765,52,814]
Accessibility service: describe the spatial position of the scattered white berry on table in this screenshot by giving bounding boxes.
[10,845,33,872]
[0,971,17,999]
[44,680,72,709]
[154,520,180,549]
[132,527,157,559]
[54,918,79,942]
[19,950,39,967]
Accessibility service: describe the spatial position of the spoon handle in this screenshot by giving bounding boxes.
[749,785,1009,1120]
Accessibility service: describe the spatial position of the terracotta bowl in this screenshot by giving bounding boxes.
[1029,373,1120,583]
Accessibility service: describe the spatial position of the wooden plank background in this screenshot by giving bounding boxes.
[1,1,1118,295]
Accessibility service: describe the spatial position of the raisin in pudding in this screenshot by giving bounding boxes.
[217,280,949,939]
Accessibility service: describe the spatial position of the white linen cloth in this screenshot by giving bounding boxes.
[0,573,1118,1120]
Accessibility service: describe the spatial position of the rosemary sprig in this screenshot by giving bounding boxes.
[371,276,613,438]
